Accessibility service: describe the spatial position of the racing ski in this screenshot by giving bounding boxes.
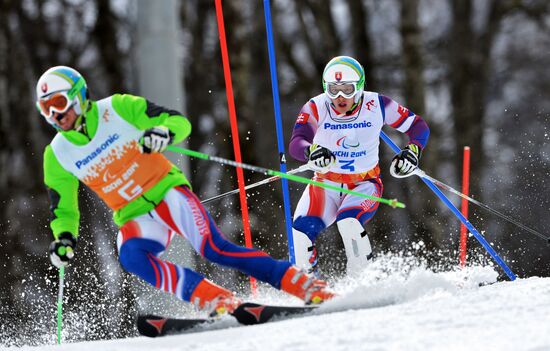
[137,302,318,337]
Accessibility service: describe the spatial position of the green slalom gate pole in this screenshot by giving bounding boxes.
[167,145,405,209]
[56,266,65,344]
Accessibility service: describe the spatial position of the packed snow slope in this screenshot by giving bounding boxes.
[8,255,550,351]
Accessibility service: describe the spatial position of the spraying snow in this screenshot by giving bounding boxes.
[4,253,550,351]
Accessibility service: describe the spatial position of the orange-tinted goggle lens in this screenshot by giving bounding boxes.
[38,93,70,118]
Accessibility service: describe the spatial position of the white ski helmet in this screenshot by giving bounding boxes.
[36,66,89,125]
[322,56,365,103]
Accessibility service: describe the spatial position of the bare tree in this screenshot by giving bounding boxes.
[1,0,549,345]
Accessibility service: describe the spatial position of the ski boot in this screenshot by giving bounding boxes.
[190,278,241,317]
[280,266,336,305]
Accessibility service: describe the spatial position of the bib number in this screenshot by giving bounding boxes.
[339,159,356,172]
[118,180,143,201]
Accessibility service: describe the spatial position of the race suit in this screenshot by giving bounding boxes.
[44,94,291,302]
[288,91,429,266]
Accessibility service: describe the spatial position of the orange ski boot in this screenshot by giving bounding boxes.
[190,278,241,317]
[280,266,337,304]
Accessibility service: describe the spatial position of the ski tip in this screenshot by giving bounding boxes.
[232,302,318,325]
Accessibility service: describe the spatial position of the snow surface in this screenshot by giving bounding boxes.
[6,255,550,351]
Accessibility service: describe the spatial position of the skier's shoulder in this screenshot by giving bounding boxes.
[89,93,145,109]
[303,93,328,113]
[308,92,327,106]
[369,92,398,108]
[299,93,326,122]
[108,93,143,105]
[360,90,382,102]
[44,142,55,157]
[106,93,147,119]
[95,93,134,110]
[43,142,66,173]
[48,132,65,151]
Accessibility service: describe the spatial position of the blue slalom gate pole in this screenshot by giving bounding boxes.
[263,0,296,263]
[380,131,516,280]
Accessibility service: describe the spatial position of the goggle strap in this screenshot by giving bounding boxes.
[67,77,85,100]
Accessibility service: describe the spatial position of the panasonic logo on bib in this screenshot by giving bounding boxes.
[75,134,120,169]
[324,121,372,130]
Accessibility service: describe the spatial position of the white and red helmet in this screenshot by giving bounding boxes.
[35,66,89,125]
[322,56,365,102]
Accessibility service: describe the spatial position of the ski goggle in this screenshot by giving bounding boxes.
[36,77,85,119]
[325,82,358,99]
[37,92,73,119]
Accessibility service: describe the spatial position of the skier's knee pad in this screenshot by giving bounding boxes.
[292,228,316,271]
[337,217,365,237]
[292,216,325,271]
[292,216,326,242]
[118,238,165,275]
[336,218,373,274]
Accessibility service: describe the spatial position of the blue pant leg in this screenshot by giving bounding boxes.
[201,215,292,289]
[292,215,326,242]
[118,238,205,302]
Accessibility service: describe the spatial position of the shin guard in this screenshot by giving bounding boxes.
[292,229,317,272]
[337,218,373,275]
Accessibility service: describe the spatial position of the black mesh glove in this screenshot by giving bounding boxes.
[49,232,77,268]
[139,126,173,153]
[305,144,336,173]
[390,143,421,178]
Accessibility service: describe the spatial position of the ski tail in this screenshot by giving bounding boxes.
[137,314,211,337]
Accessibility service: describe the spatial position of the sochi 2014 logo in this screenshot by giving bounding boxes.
[336,136,360,149]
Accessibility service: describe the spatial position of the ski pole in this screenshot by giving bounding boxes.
[56,266,65,344]
[202,164,310,204]
[380,131,516,280]
[415,169,550,243]
[167,145,405,208]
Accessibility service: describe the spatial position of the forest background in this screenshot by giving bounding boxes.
[0,0,548,345]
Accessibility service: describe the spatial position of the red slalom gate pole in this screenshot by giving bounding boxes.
[214,0,257,294]
[459,146,471,268]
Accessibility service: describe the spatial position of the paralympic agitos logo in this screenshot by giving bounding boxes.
[75,134,120,169]
[336,136,360,149]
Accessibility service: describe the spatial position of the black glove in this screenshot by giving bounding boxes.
[49,232,77,268]
[139,126,173,153]
[390,143,421,178]
[305,144,336,173]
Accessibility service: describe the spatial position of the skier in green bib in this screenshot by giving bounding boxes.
[38,66,335,316]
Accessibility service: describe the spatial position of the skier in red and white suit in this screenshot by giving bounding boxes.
[289,56,430,275]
